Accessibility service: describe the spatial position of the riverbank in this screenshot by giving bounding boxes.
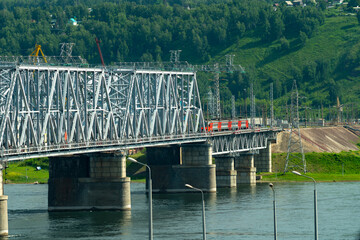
[259,172,360,183]
[259,150,360,182]
[3,150,360,184]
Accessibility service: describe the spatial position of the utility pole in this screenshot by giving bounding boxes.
[270,83,274,127]
[231,95,236,119]
[250,82,256,128]
[214,63,221,120]
[244,89,247,119]
[284,80,306,174]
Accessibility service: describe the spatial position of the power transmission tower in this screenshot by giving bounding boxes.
[250,82,256,128]
[60,43,75,64]
[60,43,75,57]
[270,83,274,127]
[207,90,216,119]
[231,95,236,119]
[188,55,245,120]
[226,54,235,72]
[170,50,182,63]
[284,80,306,173]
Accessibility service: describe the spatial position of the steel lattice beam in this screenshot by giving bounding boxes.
[0,64,207,160]
[210,129,277,155]
[0,63,280,161]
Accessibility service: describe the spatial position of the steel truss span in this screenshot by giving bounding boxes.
[211,129,277,155]
[0,65,207,160]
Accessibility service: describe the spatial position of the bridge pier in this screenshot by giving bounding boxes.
[48,152,130,211]
[215,156,237,188]
[0,163,8,236]
[254,143,272,173]
[148,143,216,193]
[235,154,256,185]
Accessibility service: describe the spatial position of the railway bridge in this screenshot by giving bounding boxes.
[0,62,279,235]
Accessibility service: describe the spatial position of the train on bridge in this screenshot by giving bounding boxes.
[204,119,249,132]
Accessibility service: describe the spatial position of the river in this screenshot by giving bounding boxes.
[2,182,360,239]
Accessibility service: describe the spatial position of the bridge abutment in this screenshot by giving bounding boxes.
[48,152,130,211]
[235,154,256,185]
[0,163,8,236]
[215,156,237,188]
[147,143,216,193]
[254,143,272,173]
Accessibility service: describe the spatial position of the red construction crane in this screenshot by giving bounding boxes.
[95,37,105,67]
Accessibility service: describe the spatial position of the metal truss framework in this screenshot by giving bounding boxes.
[0,64,207,160]
[0,64,280,161]
[211,129,277,155]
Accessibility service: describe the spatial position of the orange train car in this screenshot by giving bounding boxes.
[204,119,249,132]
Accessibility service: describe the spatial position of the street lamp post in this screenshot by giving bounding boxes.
[269,183,277,240]
[127,157,153,240]
[292,171,318,240]
[185,184,206,240]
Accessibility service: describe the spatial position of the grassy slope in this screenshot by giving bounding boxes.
[2,163,49,184]
[218,14,360,104]
[261,151,360,182]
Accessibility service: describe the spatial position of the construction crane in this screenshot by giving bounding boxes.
[30,44,47,63]
[95,37,105,67]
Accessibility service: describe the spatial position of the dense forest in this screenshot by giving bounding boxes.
[0,0,359,121]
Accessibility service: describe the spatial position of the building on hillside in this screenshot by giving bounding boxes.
[285,1,293,6]
[293,0,303,6]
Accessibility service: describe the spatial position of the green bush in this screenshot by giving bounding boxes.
[17,158,49,170]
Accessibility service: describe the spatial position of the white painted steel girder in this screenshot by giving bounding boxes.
[0,65,207,159]
[211,130,277,155]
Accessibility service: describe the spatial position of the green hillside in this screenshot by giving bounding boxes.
[0,0,360,119]
[217,14,360,119]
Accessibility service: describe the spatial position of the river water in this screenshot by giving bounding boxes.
[2,182,360,239]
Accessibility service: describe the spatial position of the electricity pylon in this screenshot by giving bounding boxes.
[283,80,306,173]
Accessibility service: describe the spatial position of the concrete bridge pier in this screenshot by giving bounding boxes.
[48,152,130,211]
[0,163,8,236]
[147,143,216,193]
[235,153,256,185]
[215,156,237,188]
[254,143,272,173]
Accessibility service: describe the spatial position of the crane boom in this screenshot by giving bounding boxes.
[95,37,105,67]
